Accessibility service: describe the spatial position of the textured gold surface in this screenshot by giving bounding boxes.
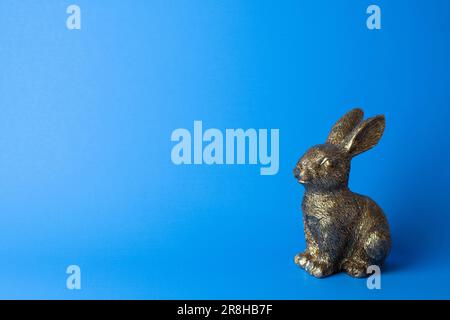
[294,109,391,278]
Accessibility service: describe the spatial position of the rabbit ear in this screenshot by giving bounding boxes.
[326,108,364,145]
[343,115,385,157]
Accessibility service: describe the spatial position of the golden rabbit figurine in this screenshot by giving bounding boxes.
[294,108,391,278]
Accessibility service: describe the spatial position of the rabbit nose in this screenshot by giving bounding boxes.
[293,166,304,179]
[295,167,310,183]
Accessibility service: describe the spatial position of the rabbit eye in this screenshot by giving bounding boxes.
[320,157,331,167]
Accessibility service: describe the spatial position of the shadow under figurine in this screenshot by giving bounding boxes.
[293,108,391,278]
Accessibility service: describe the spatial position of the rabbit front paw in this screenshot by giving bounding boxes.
[305,257,334,278]
[295,252,334,278]
[294,252,311,268]
[305,261,333,278]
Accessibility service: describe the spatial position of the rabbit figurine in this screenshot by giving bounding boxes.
[293,108,391,278]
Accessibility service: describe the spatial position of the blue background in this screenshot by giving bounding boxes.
[0,0,449,299]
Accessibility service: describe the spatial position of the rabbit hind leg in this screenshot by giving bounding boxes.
[341,238,373,278]
[341,254,370,278]
[342,231,390,278]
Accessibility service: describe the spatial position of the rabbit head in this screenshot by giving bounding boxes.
[293,108,385,190]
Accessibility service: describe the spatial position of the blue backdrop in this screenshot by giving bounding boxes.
[0,0,449,299]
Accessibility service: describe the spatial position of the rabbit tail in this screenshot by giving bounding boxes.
[364,231,391,265]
